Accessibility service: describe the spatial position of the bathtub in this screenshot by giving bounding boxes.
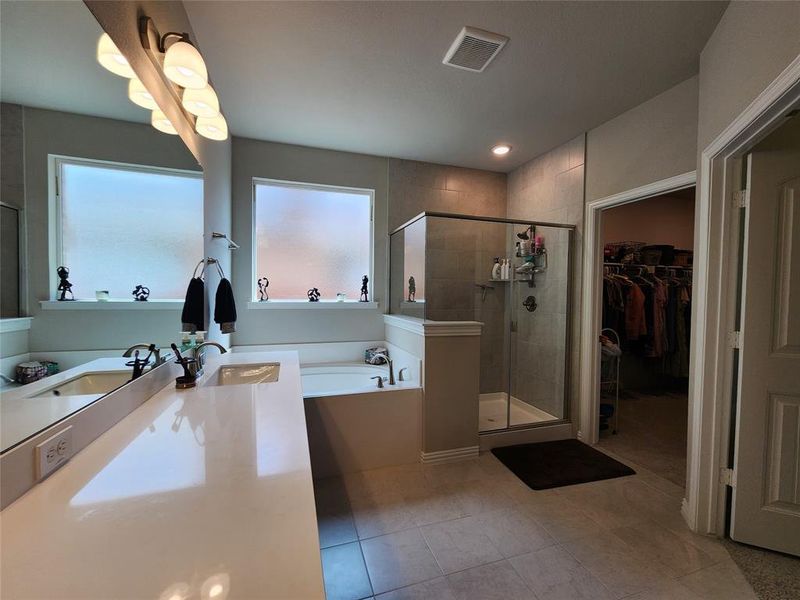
[232,342,423,477]
[300,363,389,397]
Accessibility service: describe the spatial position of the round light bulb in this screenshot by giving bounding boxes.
[196,114,228,141]
[163,40,208,89]
[492,144,512,156]
[151,109,178,135]
[97,33,135,78]
[128,78,158,110]
[182,84,220,118]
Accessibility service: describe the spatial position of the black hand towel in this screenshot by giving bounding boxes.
[214,277,237,334]
[181,277,205,332]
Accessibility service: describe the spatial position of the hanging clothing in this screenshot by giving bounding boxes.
[625,284,647,341]
[602,257,693,383]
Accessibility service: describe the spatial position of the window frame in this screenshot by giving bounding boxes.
[250,177,375,303]
[49,155,203,301]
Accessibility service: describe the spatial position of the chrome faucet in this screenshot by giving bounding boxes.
[374,353,395,385]
[191,342,228,376]
[123,344,162,366]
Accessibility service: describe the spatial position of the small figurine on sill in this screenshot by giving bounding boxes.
[360,275,369,302]
[56,266,74,301]
[132,285,150,301]
[407,276,416,303]
[307,287,321,302]
[257,277,270,301]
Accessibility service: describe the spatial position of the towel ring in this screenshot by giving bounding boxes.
[192,257,226,280]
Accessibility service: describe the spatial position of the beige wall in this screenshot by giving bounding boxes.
[602,193,695,249]
[586,76,699,202]
[698,1,800,152]
[507,135,583,420]
[230,137,389,346]
[387,159,506,231]
[0,330,28,359]
[1,104,24,211]
[423,335,480,453]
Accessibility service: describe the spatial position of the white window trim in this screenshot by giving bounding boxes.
[251,177,375,303]
[48,155,202,301]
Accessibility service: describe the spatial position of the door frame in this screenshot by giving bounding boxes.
[579,169,696,450]
[578,53,800,536]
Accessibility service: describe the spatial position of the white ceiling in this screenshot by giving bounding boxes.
[185,1,727,172]
[0,1,149,125]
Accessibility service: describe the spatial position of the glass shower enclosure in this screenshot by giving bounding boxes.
[390,212,574,432]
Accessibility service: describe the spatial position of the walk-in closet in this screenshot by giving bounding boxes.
[596,187,695,488]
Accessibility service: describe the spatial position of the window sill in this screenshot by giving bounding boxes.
[40,300,183,311]
[247,301,379,310]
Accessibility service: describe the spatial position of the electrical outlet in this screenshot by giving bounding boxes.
[35,426,73,480]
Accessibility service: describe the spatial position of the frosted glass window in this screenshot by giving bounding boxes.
[58,160,203,300]
[254,181,372,301]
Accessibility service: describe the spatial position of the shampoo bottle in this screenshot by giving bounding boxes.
[491,258,502,280]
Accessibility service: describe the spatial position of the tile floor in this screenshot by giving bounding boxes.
[598,390,688,487]
[313,448,757,600]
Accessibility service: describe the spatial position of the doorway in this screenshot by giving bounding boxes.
[595,188,696,489]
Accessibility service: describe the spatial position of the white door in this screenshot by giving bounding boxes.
[731,116,800,556]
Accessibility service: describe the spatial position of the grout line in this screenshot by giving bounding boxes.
[356,540,376,599]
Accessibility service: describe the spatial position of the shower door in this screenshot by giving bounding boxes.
[507,223,572,427]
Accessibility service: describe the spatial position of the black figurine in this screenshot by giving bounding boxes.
[132,285,150,301]
[307,287,321,302]
[407,276,416,302]
[56,266,74,301]
[360,275,369,302]
[257,277,270,301]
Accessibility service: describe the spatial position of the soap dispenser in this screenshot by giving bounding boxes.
[491,258,502,280]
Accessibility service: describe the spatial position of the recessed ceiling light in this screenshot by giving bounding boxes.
[492,144,512,156]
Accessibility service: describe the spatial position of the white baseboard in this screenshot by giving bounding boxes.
[681,497,694,531]
[421,446,480,464]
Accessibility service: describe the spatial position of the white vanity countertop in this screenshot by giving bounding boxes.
[1,357,133,451]
[0,351,325,600]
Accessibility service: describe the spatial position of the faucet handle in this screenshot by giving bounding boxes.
[398,368,408,382]
[370,375,384,389]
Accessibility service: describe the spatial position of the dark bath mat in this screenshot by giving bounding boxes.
[491,439,635,490]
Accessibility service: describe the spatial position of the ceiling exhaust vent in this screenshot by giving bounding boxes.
[443,26,509,73]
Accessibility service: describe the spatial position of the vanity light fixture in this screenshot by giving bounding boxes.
[492,144,512,156]
[97,33,136,78]
[135,16,226,140]
[195,114,228,141]
[163,39,208,90]
[128,78,159,110]
[182,84,220,118]
[151,109,179,135]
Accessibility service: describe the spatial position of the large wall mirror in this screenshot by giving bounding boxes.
[0,1,202,453]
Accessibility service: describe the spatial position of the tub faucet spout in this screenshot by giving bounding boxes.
[375,353,395,385]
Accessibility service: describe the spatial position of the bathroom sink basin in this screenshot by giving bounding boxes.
[203,363,280,387]
[33,371,131,397]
